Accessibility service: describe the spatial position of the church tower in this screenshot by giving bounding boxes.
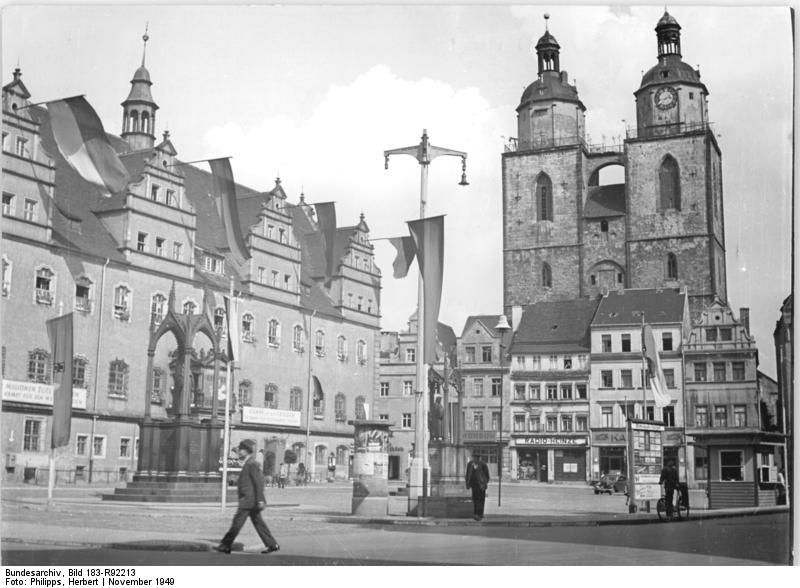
[121,28,158,152]
[502,15,588,311]
[625,11,726,314]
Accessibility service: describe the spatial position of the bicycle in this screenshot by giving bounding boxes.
[656,482,689,521]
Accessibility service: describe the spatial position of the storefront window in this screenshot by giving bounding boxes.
[694,447,708,481]
[720,450,743,481]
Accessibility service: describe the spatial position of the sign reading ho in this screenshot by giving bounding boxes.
[2,379,87,410]
[242,406,302,428]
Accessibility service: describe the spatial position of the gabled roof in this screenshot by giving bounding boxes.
[592,288,685,326]
[509,298,599,354]
[461,314,514,347]
[583,184,626,218]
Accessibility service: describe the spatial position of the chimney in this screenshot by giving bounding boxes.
[512,305,523,333]
[739,308,750,334]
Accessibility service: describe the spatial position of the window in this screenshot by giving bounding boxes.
[720,451,743,481]
[576,384,587,399]
[293,325,305,352]
[473,378,484,397]
[172,242,183,261]
[472,411,484,431]
[2,192,15,216]
[602,335,612,353]
[514,384,526,401]
[733,405,747,427]
[560,383,572,399]
[514,355,525,369]
[166,189,177,207]
[542,263,552,288]
[546,415,557,432]
[714,406,727,428]
[1,256,11,297]
[74,277,92,313]
[576,416,588,432]
[601,370,613,388]
[108,359,129,398]
[602,407,613,428]
[465,346,476,363]
[290,387,303,411]
[137,232,148,253]
[759,452,773,483]
[694,363,706,382]
[35,267,54,306]
[529,383,541,400]
[379,382,390,397]
[546,384,557,400]
[561,415,573,432]
[120,437,131,458]
[719,328,732,342]
[23,417,44,452]
[266,224,274,239]
[491,378,502,397]
[621,334,631,352]
[621,370,633,388]
[548,355,558,369]
[150,184,160,201]
[403,381,413,396]
[355,396,366,420]
[662,332,673,351]
[694,447,708,481]
[482,346,493,363]
[663,368,675,388]
[284,274,292,291]
[15,136,27,157]
[532,356,541,370]
[151,368,163,404]
[732,362,745,381]
[663,406,675,427]
[21,198,36,222]
[356,340,367,365]
[659,155,681,210]
[402,413,412,428]
[28,349,50,383]
[266,318,279,346]
[238,381,252,407]
[92,435,106,459]
[241,313,254,343]
[337,335,347,361]
[537,173,553,221]
[214,308,227,338]
[406,348,416,363]
[666,253,678,280]
[313,385,324,417]
[695,405,708,427]
[264,384,278,409]
[315,330,325,357]
[513,414,526,432]
[705,328,717,342]
[600,219,609,233]
[563,357,572,369]
[379,414,389,422]
[278,228,286,243]
[713,362,726,382]
[113,285,131,321]
[204,255,225,275]
[76,434,88,456]
[491,411,500,431]
[72,356,88,389]
[155,237,165,257]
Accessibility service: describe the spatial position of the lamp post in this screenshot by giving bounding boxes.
[494,314,511,507]
[384,129,468,513]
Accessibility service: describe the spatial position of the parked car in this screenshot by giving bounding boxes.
[591,472,628,495]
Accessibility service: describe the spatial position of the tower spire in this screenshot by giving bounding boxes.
[141,22,150,67]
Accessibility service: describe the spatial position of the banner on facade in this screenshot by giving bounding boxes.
[241,406,301,427]
[2,380,87,409]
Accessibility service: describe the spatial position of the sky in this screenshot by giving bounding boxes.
[2,3,793,376]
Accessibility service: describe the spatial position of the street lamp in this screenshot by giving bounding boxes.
[494,314,511,507]
[384,130,468,513]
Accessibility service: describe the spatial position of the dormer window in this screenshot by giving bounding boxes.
[15,137,27,157]
[204,255,225,275]
[166,189,177,207]
[150,184,159,202]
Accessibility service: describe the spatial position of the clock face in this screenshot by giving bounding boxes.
[655,86,678,110]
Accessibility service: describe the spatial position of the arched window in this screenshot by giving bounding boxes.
[268,318,280,346]
[35,266,54,306]
[355,395,366,420]
[337,335,348,362]
[108,359,129,398]
[336,445,348,466]
[315,445,327,464]
[141,111,150,134]
[129,110,139,132]
[182,300,196,315]
[542,262,553,288]
[313,384,324,416]
[264,383,278,409]
[334,393,346,422]
[74,276,93,313]
[238,380,252,407]
[214,307,227,338]
[150,293,166,325]
[600,219,609,233]
[113,285,131,321]
[667,253,678,280]
[315,329,325,357]
[293,325,305,352]
[241,313,254,343]
[290,387,303,411]
[659,155,681,210]
[72,356,89,389]
[356,340,367,365]
[535,173,553,221]
[28,349,50,383]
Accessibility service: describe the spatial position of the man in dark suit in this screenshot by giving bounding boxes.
[465,452,490,521]
[216,439,280,554]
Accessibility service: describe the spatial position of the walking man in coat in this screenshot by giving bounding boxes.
[465,452,490,521]
[659,459,680,518]
[216,439,280,554]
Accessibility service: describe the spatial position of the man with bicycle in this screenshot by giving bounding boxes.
[659,459,680,518]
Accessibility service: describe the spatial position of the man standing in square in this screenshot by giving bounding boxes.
[465,452,490,521]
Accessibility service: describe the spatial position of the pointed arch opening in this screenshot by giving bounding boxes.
[659,155,681,210]
[542,262,553,288]
[535,173,553,221]
[667,252,679,280]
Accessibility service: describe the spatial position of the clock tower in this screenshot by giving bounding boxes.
[625,10,726,315]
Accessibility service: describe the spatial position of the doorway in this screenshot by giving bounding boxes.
[388,455,400,480]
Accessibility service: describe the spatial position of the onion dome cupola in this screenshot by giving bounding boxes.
[634,10,709,133]
[121,27,159,152]
[516,14,585,150]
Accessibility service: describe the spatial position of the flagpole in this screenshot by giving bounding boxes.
[305,311,316,478]
[15,94,85,111]
[641,312,647,420]
[221,277,234,511]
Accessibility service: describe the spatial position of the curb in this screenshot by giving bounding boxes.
[2,537,242,553]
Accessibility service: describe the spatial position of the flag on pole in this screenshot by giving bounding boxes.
[46,313,74,449]
[314,202,337,286]
[388,236,417,278]
[46,96,129,195]
[209,158,250,267]
[408,215,445,364]
[223,295,240,362]
[642,324,671,408]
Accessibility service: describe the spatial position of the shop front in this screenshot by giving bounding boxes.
[591,429,627,480]
[512,435,589,482]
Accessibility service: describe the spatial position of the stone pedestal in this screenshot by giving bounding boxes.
[349,419,391,516]
[419,441,473,518]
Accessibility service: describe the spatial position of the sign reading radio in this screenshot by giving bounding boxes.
[241,406,302,428]
[2,379,87,409]
[517,436,588,447]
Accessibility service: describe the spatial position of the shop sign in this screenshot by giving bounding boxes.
[2,379,87,410]
[241,406,301,427]
[517,436,587,447]
[592,430,627,445]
